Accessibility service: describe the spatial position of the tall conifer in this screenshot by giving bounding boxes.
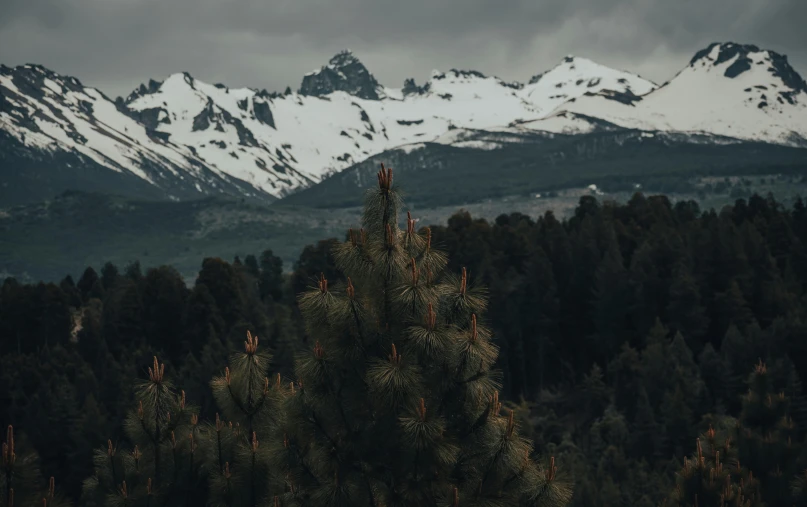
[271,165,571,507]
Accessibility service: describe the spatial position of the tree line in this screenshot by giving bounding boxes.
[4,174,807,505]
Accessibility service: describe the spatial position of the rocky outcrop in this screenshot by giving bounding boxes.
[299,50,384,100]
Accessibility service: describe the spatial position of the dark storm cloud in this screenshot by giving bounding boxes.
[0,0,805,97]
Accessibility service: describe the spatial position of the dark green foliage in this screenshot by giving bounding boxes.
[7,186,807,505]
[206,332,280,507]
[666,422,763,507]
[258,250,284,303]
[735,360,805,506]
[1,425,71,507]
[81,357,205,507]
[272,166,571,506]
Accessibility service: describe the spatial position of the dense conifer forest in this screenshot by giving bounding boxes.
[4,168,807,506]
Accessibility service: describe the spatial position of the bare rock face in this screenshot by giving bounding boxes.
[299,49,384,100]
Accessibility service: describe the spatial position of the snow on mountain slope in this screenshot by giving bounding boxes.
[0,64,285,201]
[518,56,657,114]
[2,43,805,206]
[123,53,657,190]
[514,111,627,135]
[0,64,191,181]
[123,72,314,195]
[553,43,807,146]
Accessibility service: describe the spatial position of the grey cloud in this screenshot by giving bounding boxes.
[0,0,805,98]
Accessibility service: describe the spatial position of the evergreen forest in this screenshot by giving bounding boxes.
[4,166,807,506]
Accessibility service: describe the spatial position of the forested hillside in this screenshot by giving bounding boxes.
[3,182,807,506]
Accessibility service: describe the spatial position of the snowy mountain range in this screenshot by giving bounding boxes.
[1,42,805,206]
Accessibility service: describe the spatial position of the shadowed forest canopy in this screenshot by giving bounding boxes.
[4,181,807,506]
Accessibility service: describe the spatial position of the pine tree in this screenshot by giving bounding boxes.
[666,423,762,507]
[81,357,204,507]
[270,166,571,507]
[735,359,803,506]
[206,331,280,507]
[1,425,70,507]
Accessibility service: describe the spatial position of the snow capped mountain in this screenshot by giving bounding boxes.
[0,63,293,202]
[121,71,314,196]
[1,42,805,206]
[548,43,807,146]
[518,55,657,114]
[116,51,655,196]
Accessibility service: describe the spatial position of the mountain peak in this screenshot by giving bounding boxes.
[688,42,807,94]
[689,42,760,67]
[299,50,384,100]
[328,49,360,68]
[1,63,87,96]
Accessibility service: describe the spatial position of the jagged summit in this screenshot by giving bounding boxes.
[123,78,163,103]
[1,41,805,207]
[553,41,807,146]
[688,42,807,94]
[298,49,384,100]
[1,63,86,88]
[327,49,362,69]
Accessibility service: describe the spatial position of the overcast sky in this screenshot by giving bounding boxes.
[1,0,805,98]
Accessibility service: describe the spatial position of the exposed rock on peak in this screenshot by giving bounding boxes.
[123,78,163,104]
[402,77,427,96]
[299,49,384,100]
[688,42,807,93]
[328,49,362,69]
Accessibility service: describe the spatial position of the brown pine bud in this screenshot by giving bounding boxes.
[389,344,402,365]
[346,277,355,299]
[505,409,516,439]
[425,303,436,330]
[489,391,501,417]
[245,330,259,354]
[148,356,165,383]
[460,267,467,295]
[546,456,557,482]
[418,398,427,422]
[2,425,15,467]
[377,164,393,191]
